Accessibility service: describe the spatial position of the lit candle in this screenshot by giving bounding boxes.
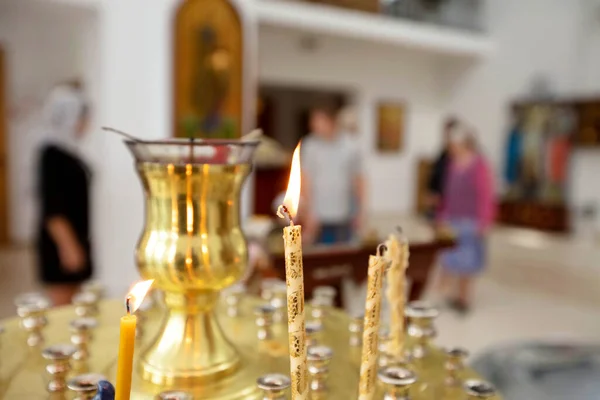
[277,143,308,400]
[115,280,154,400]
[358,246,387,400]
[385,229,409,360]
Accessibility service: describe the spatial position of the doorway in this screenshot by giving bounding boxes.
[253,84,353,215]
[0,47,8,245]
[258,85,350,150]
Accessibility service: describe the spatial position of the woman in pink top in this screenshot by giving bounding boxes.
[438,125,496,313]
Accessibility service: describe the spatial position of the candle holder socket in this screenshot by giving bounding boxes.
[254,304,275,340]
[405,301,438,359]
[257,373,291,400]
[224,284,246,317]
[70,318,98,361]
[379,327,391,352]
[378,366,417,400]
[67,373,105,400]
[42,344,77,393]
[81,280,104,299]
[306,321,323,347]
[14,292,51,309]
[260,278,285,302]
[72,292,100,318]
[444,347,469,387]
[17,301,49,348]
[307,345,333,392]
[269,286,287,323]
[464,379,497,399]
[312,286,337,307]
[310,298,328,328]
[348,314,364,347]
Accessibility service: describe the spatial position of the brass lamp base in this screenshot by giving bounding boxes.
[133,348,263,400]
[125,141,263,398]
[139,292,240,386]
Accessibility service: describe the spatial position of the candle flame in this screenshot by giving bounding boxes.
[282,143,302,219]
[126,280,154,314]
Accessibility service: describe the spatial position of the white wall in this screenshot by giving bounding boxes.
[0,1,100,243]
[443,0,585,181]
[94,0,174,296]
[570,0,600,230]
[577,0,600,92]
[259,26,444,214]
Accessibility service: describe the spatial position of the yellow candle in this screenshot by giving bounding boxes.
[115,280,154,400]
[358,249,387,400]
[278,143,308,400]
[115,314,136,400]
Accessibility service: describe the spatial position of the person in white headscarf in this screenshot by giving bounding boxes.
[36,79,93,306]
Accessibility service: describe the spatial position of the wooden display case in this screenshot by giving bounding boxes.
[498,201,569,233]
[415,158,433,215]
[573,99,600,147]
[253,165,289,216]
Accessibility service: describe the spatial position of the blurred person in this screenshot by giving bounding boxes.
[337,105,358,135]
[427,117,459,218]
[36,80,93,306]
[301,105,365,245]
[437,124,495,314]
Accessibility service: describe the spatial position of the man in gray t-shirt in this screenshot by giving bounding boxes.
[301,106,365,245]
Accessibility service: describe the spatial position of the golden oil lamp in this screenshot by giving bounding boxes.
[125,139,259,389]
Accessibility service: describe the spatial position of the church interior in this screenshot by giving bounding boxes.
[1,0,600,399]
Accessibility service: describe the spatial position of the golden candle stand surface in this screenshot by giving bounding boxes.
[0,296,500,399]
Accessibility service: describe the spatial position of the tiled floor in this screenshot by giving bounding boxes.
[435,226,600,355]
[1,226,599,359]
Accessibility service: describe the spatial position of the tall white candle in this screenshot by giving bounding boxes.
[385,232,409,359]
[358,247,387,400]
[277,143,308,400]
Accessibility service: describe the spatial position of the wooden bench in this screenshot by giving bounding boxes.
[269,236,455,308]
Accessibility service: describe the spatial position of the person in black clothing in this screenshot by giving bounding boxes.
[427,117,458,218]
[36,80,92,306]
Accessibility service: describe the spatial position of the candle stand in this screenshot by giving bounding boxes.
[0,295,499,399]
[0,138,499,399]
